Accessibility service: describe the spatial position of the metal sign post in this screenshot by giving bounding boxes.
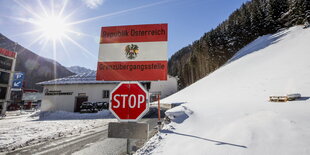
[108,82,149,154]
[96,23,168,154]
[127,138,131,154]
[157,94,162,128]
[108,122,149,154]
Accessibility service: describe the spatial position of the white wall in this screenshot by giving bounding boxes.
[41,76,178,112]
[41,83,117,112]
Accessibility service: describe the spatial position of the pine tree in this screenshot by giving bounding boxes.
[265,0,288,32]
[168,0,309,89]
[302,0,310,23]
[289,0,304,25]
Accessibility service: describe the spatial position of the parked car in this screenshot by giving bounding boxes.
[7,104,21,111]
[94,102,103,111]
[94,102,109,110]
[102,102,109,110]
[80,102,98,113]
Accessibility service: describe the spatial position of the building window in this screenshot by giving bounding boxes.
[0,72,10,85]
[0,87,7,99]
[103,90,109,98]
[145,82,151,90]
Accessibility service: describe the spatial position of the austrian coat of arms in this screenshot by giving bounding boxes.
[124,44,139,60]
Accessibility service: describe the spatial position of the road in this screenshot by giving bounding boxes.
[73,118,159,155]
[6,108,164,155]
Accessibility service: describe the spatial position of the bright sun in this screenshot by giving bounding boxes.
[11,0,167,60]
[36,15,70,40]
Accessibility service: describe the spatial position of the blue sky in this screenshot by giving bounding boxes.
[0,0,248,70]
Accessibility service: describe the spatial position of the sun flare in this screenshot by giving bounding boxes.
[35,15,70,40]
[9,0,168,60]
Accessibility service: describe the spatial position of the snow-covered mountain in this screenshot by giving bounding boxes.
[67,66,94,74]
[138,26,310,154]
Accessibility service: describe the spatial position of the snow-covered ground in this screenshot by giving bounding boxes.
[137,26,310,155]
[0,110,114,152]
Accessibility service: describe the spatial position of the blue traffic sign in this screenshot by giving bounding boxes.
[12,72,24,89]
[12,79,23,89]
[14,72,24,80]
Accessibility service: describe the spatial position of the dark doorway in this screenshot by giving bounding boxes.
[74,96,88,112]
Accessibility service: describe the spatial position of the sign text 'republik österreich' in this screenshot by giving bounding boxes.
[102,28,166,38]
[96,24,168,81]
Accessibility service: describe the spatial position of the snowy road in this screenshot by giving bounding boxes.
[4,118,158,155]
[73,118,159,155]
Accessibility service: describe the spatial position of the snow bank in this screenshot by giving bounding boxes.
[137,26,310,155]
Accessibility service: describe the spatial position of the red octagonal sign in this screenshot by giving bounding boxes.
[110,82,149,122]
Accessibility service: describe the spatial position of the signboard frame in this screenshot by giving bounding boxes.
[96,23,168,81]
[0,48,16,58]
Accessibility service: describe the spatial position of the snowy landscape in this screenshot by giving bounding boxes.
[0,110,114,152]
[1,0,310,154]
[136,26,310,155]
[1,25,309,155]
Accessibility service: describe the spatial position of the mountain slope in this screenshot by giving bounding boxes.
[168,0,310,89]
[0,33,74,91]
[67,66,94,74]
[139,26,310,154]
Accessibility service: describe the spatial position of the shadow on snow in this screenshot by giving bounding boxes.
[160,129,248,149]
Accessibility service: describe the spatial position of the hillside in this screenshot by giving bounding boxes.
[0,33,74,91]
[138,26,310,154]
[67,66,94,74]
[169,0,310,89]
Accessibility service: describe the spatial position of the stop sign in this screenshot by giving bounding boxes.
[110,82,149,122]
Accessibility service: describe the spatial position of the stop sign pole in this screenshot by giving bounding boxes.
[110,81,150,122]
[108,82,150,154]
[100,24,168,154]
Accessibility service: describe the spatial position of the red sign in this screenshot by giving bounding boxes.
[110,82,149,122]
[100,24,168,43]
[96,24,168,81]
[0,48,16,58]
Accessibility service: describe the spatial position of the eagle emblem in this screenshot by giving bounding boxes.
[125,44,139,60]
